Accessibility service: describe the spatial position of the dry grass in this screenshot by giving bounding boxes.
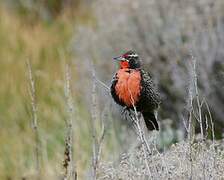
[98,140,224,179]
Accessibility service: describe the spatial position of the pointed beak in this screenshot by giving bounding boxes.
[113,56,125,61]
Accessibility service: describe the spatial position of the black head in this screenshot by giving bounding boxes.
[114,50,141,69]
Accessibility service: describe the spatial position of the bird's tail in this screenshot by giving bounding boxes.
[142,111,159,130]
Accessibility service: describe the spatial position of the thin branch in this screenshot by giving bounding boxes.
[26,59,40,173]
[192,57,204,140]
[63,64,77,180]
[95,78,110,92]
[204,101,216,171]
[95,122,106,170]
[128,87,152,177]
[90,61,106,180]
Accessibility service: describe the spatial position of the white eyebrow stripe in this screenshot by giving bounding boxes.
[128,54,138,57]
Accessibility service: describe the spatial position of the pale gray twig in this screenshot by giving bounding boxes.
[90,61,106,180]
[128,87,153,178]
[95,78,110,92]
[63,64,77,180]
[26,59,41,174]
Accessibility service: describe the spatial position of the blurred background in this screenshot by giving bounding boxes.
[0,0,223,179]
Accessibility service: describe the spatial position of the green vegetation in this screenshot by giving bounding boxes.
[0,3,94,179]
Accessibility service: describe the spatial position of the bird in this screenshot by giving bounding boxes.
[111,50,161,130]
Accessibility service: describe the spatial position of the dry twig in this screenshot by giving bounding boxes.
[128,87,153,178]
[63,64,77,180]
[26,59,41,174]
[90,61,106,180]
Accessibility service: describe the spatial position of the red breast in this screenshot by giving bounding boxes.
[115,69,141,107]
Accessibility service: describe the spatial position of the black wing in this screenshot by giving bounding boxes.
[137,69,161,111]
